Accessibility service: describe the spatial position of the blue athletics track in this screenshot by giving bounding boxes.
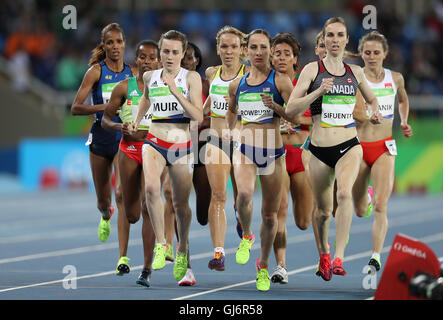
[0,188,442,307]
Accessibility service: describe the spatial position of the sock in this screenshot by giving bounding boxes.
[99,207,111,220]
[371,252,380,261]
[214,247,225,256]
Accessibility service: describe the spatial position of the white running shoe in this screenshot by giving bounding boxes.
[178,268,196,286]
[270,265,288,284]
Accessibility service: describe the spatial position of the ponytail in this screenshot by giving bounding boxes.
[344,50,360,59]
[88,45,106,66]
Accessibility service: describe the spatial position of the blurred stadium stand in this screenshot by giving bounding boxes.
[0,0,442,192]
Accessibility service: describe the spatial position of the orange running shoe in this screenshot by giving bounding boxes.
[332,257,347,276]
[318,253,332,281]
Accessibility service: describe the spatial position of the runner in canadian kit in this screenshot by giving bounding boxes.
[286,17,382,281]
[352,31,413,273]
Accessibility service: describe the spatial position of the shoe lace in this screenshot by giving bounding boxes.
[176,253,187,265]
[119,257,130,264]
[155,244,166,256]
[257,268,269,281]
[320,254,331,269]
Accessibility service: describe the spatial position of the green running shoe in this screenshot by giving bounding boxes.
[116,256,130,276]
[165,243,174,262]
[98,205,114,242]
[152,243,167,270]
[173,252,188,281]
[236,233,255,265]
[256,259,270,292]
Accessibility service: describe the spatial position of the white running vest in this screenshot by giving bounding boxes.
[148,68,190,122]
[209,65,245,118]
[364,68,397,119]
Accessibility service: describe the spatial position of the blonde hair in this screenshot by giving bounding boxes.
[358,31,389,54]
[315,31,324,46]
[89,23,125,67]
[216,25,247,62]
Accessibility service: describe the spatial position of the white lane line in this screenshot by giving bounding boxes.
[173,232,443,300]
[1,231,443,296]
[0,228,209,264]
[1,206,441,264]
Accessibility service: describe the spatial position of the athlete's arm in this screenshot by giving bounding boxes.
[101,80,127,132]
[202,66,217,116]
[393,72,412,137]
[71,64,104,115]
[165,70,203,123]
[131,71,152,133]
[286,62,333,117]
[226,78,240,132]
[264,72,300,124]
[352,65,382,124]
[352,89,367,124]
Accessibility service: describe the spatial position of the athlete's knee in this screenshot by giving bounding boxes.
[262,211,278,228]
[163,182,172,201]
[316,207,332,218]
[373,195,388,213]
[114,187,123,206]
[145,181,161,199]
[126,212,140,224]
[173,201,191,216]
[355,201,368,218]
[295,217,310,230]
[211,189,227,203]
[335,187,352,204]
[237,188,253,206]
[96,199,111,212]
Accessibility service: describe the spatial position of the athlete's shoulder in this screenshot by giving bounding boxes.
[85,63,102,78]
[129,65,138,77]
[302,61,319,73]
[205,65,220,81]
[142,70,156,84]
[390,70,405,88]
[348,63,363,75]
[187,70,202,82]
[111,79,129,99]
[228,77,242,93]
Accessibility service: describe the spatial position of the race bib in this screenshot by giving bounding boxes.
[132,105,152,129]
[385,139,397,155]
[239,93,274,124]
[321,95,356,128]
[85,133,92,146]
[367,88,395,119]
